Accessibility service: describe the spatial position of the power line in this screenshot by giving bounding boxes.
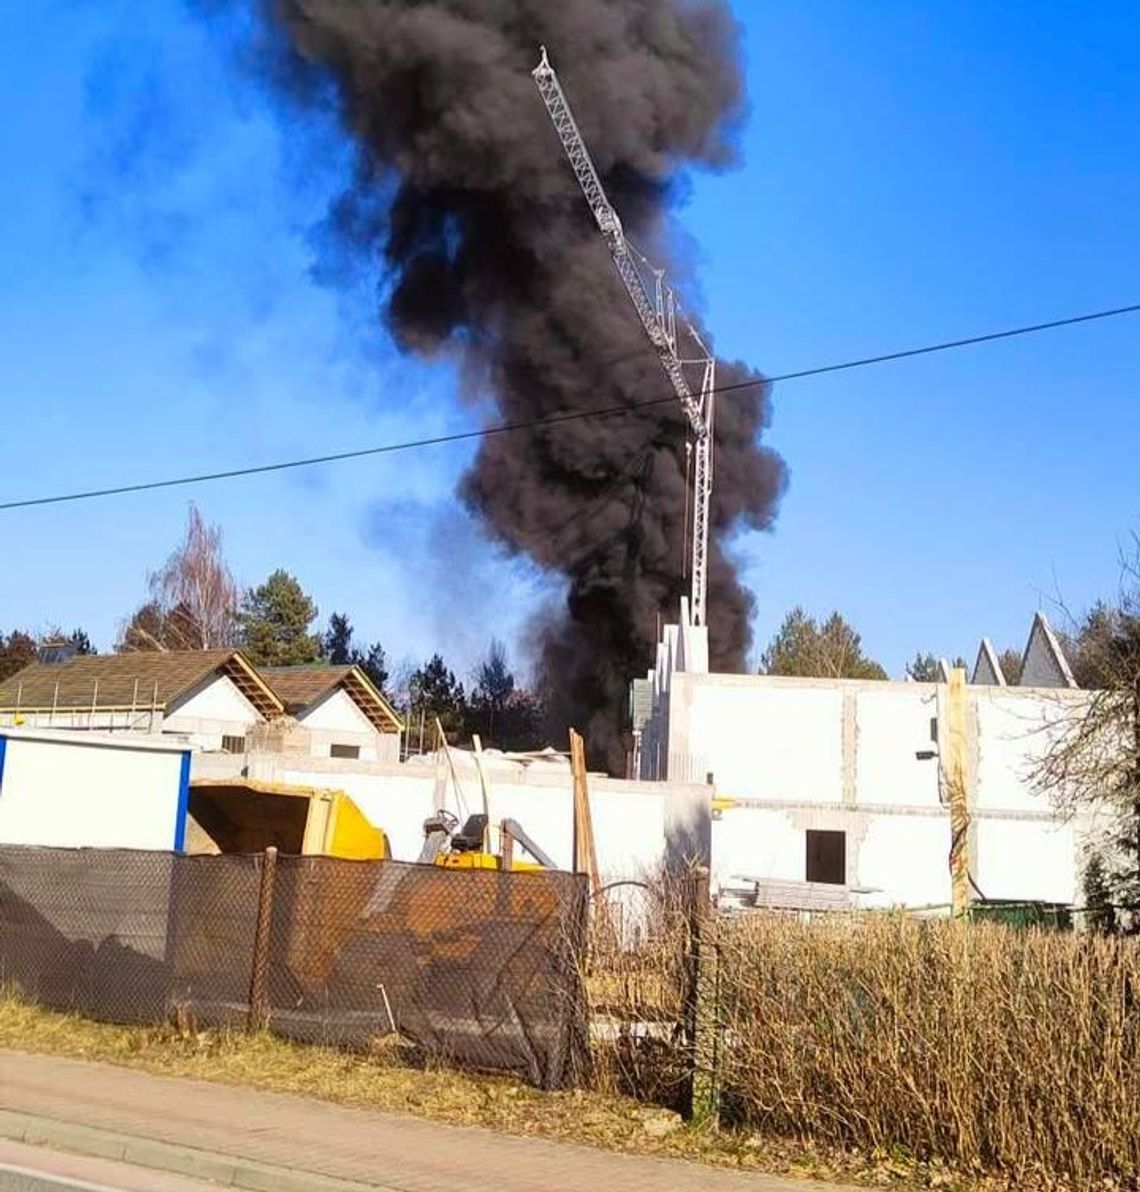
[2,300,1137,513]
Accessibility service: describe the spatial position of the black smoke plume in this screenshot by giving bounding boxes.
[245,0,786,771]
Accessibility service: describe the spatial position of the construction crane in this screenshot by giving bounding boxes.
[532,46,716,628]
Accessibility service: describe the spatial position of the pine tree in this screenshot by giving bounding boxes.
[1083,853,1117,935]
[358,641,389,693]
[323,612,354,664]
[907,652,939,682]
[998,647,1023,685]
[68,629,97,655]
[238,570,321,666]
[761,608,887,680]
[408,654,466,740]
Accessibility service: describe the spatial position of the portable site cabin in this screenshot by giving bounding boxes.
[0,727,191,851]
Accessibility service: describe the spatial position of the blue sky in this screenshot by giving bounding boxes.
[1,1,1137,682]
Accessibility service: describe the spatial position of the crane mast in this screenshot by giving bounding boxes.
[532,47,715,628]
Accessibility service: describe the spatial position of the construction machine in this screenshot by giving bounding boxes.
[418,809,557,872]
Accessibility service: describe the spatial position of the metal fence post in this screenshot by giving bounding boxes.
[685,865,720,1125]
[247,846,278,1032]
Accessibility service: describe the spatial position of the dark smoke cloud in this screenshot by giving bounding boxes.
[241,0,787,770]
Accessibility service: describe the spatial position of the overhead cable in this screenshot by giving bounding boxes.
[2,300,1137,512]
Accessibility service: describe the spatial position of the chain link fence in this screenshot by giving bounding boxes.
[0,845,589,1089]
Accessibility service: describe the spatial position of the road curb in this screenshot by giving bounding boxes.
[0,1109,392,1192]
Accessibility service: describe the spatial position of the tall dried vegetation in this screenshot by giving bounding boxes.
[588,890,1140,1185]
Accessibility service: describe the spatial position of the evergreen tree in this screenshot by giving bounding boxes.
[358,641,389,693]
[68,629,97,655]
[238,570,322,666]
[408,653,466,740]
[998,647,1023,685]
[1083,853,1117,935]
[119,602,166,653]
[760,608,887,680]
[907,652,939,682]
[323,612,354,664]
[470,640,514,734]
[0,631,37,682]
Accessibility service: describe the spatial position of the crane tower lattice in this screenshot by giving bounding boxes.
[532,46,716,628]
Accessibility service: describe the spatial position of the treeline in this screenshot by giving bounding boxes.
[0,629,96,683]
[1,505,544,752]
[756,605,1023,684]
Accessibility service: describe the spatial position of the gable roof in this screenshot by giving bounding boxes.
[261,665,404,734]
[1020,611,1077,689]
[971,638,1007,686]
[0,651,283,719]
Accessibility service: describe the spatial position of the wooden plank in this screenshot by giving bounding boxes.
[946,666,971,917]
[569,729,601,898]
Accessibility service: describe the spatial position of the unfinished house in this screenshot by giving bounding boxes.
[261,665,404,764]
[0,650,284,753]
[633,604,1096,912]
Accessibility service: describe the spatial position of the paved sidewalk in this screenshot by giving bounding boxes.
[0,1136,219,1190]
[0,1051,857,1192]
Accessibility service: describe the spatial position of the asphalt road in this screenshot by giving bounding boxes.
[0,1139,218,1192]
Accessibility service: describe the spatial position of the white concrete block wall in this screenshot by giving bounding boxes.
[297,689,396,763]
[712,805,952,908]
[855,687,941,808]
[974,691,1072,815]
[675,676,844,802]
[0,730,189,851]
[648,668,1097,909]
[164,674,263,752]
[975,817,1077,904]
[713,807,804,888]
[240,753,704,879]
[857,814,952,908]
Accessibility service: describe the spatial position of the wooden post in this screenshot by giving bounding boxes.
[946,667,971,917]
[500,822,515,872]
[569,729,600,896]
[247,846,278,1032]
[685,865,720,1124]
[472,733,494,853]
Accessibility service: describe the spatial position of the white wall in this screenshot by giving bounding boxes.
[299,689,374,734]
[855,687,940,808]
[712,804,952,908]
[276,765,433,861]
[297,688,392,763]
[0,730,187,851]
[660,672,1091,909]
[165,674,262,750]
[974,691,1070,814]
[236,752,705,878]
[676,676,844,802]
[975,817,1077,904]
[857,814,952,908]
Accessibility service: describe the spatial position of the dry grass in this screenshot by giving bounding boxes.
[714,914,1140,1189]
[7,899,1140,1191]
[580,883,1140,1190]
[584,880,691,1109]
[0,990,1007,1191]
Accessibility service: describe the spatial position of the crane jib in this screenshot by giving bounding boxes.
[533,47,714,629]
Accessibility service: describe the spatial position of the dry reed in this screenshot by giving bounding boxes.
[714,913,1140,1185]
